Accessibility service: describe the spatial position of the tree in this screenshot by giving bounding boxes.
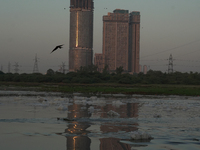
[46,69,55,75]
[87,64,98,73]
[102,64,109,75]
[116,66,124,75]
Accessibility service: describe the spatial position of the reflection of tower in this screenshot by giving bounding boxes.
[69,0,94,72]
[68,102,91,119]
[100,138,131,150]
[33,54,39,73]
[127,103,139,118]
[66,136,91,150]
[65,121,91,150]
[100,103,138,133]
[65,101,92,150]
[100,103,139,118]
[99,103,138,150]
[168,54,173,74]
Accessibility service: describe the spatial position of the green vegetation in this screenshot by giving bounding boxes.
[41,84,200,96]
[1,65,200,96]
[1,66,200,85]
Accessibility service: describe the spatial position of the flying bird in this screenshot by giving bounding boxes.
[51,44,64,53]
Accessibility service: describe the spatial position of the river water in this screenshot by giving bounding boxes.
[0,90,200,150]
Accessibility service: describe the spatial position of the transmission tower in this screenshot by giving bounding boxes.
[168,54,173,74]
[33,54,39,73]
[13,62,19,73]
[60,62,66,74]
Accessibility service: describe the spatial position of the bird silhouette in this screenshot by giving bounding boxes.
[51,44,64,53]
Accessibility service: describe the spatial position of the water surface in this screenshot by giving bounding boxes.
[0,91,200,150]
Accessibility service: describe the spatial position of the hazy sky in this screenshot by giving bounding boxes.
[1,0,200,74]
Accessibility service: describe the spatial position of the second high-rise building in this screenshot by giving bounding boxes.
[103,9,129,72]
[95,9,140,73]
[69,0,94,72]
[129,11,140,73]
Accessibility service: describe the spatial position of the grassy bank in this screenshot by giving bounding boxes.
[42,84,200,96]
[1,82,200,96]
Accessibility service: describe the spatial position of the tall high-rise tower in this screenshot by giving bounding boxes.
[129,11,140,73]
[102,9,129,72]
[69,0,94,71]
[99,9,140,73]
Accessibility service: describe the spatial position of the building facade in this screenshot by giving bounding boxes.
[95,9,140,73]
[102,9,129,72]
[94,53,104,72]
[69,0,94,72]
[129,11,140,73]
[143,65,148,74]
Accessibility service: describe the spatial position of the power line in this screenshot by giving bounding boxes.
[141,59,167,62]
[176,65,200,68]
[141,39,200,58]
[175,59,200,62]
[175,49,200,59]
[141,58,200,63]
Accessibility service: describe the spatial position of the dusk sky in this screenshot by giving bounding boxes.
[1,0,200,74]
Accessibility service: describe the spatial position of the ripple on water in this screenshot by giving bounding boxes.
[1,92,200,150]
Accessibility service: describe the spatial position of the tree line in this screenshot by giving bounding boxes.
[0,65,200,85]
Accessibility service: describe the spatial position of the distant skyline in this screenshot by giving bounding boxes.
[0,0,200,73]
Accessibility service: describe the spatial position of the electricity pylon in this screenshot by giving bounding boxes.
[33,54,39,73]
[60,62,66,74]
[168,54,173,74]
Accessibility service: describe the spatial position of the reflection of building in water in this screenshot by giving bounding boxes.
[99,102,139,132]
[127,103,139,118]
[100,103,139,118]
[65,101,91,150]
[65,99,139,150]
[67,136,91,150]
[99,102,139,150]
[65,123,91,150]
[100,138,131,150]
[95,102,139,133]
[65,122,90,135]
[68,102,91,119]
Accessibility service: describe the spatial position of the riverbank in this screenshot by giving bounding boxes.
[1,82,200,96]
